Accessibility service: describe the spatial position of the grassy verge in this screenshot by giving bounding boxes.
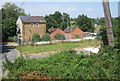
[16,40,99,54]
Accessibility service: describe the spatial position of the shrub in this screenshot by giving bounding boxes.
[8,37,14,42]
[54,33,65,40]
[41,33,50,41]
[74,34,79,39]
[32,33,40,42]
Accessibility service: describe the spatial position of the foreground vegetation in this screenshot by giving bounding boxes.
[16,40,98,54]
[3,46,119,79]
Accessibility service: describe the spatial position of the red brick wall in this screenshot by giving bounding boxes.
[50,28,66,40]
[69,28,84,39]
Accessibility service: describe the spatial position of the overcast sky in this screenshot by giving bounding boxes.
[1,1,118,18]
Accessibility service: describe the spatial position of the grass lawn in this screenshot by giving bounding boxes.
[16,40,99,54]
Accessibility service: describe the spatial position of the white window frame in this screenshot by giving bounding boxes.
[36,23,39,27]
[31,23,34,27]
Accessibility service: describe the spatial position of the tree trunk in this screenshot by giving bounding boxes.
[102,0,114,46]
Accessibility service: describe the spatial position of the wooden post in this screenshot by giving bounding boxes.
[102,0,114,46]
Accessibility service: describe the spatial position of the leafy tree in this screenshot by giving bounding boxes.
[1,2,26,41]
[92,17,106,26]
[97,27,108,45]
[60,21,66,30]
[45,15,59,31]
[54,33,65,40]
[52,11,63,25]
[32,33,40,42]
[75,14,95,32]
[61,12,70,30]
[41,33,50,41]
[97,17,120,47]
[112,17,120,48]
[2,18,16,40]
[45,11,70,31]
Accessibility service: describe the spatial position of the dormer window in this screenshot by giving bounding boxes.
[36,23,39,27]
[31,23,34,27]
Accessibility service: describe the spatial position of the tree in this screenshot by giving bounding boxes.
[112,17,120,48]
[103,0,114,46]
[62,13,70,28]
[45,15,59,31]
[2,2,26,41]
[92,17,106,26]
[75,14,95,32]
[45,11,71,31]
[60,21,66,30]
[52,11,63,25]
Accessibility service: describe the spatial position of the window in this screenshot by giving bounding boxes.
[36,23,39,27]
[31,23,34,27]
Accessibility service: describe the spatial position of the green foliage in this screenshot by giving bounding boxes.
[41,33,50,41]
[32,33,40,42]
[8,37,14,42]
[97,27,108,45]
[3,46,119,79]
[1,2,26,41]
[112,17,120,48]
[74,34,79,39]
[16,40,98,54]
[2,55,13,71]
[96,17,120,47]
[92,17,106,26]
[75,14,95,32]
[54,33,65,40]
[45,11,71,31]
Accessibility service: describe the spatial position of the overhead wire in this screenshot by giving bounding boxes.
[20,2,24,8]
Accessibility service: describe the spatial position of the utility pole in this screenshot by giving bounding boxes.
[102,0,114,46]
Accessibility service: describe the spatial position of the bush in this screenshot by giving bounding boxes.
[8,37,14,42]
[32,33,40,42]
[74,34,79,39]
[54,33,65,40]
[41,33,50,41]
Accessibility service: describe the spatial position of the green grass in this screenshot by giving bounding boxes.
[16,40,99,54]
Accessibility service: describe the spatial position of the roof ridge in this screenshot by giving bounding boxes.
[19,16,46,23]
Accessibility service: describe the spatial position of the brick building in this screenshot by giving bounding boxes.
[16,16,46,43]
[64,27,84,39]
[48,27,66,40]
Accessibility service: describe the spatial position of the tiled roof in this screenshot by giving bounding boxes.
[48,27,57,33]
[64,27,76,33]
[19,16,46,23]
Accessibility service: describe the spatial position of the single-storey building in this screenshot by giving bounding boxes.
[64,27,84,39]
[82,32,91,37]
[48,27,66,40]
[16,16,46,44]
